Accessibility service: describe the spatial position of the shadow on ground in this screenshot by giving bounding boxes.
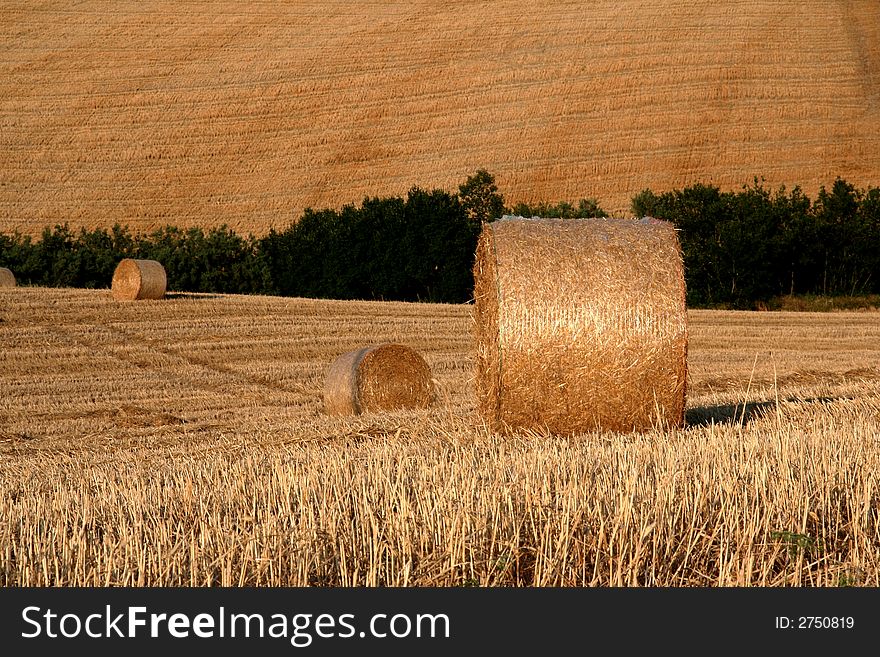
[686,396,851,427]
[686,401,777,427]
[164,292,223,300]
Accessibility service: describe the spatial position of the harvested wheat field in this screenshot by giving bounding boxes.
[1,286,879,586]
[2,0,879,236]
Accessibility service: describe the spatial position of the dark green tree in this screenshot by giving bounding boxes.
[772,185,814,296]
[402,186,478,302]
[508,198,607,218]
[859,186,880,294]
[0,231,40,285]
[458,169,506,224]
[631,189,661,218]
[76,224,137,288]
[357,196,408,300]
[813,178,871,295]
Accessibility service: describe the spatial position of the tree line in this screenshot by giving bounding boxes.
[1,171,877,307]
[633,177,880,307]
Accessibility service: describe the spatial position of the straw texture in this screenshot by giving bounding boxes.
[323,343,435,416]
[0,267,15,287]
[473,216,688,435]
[111,259,167,301]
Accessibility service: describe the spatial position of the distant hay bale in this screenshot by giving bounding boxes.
[323,343,436,416]
[0,267,15,287]
[111,259,167,301]
[473,216,688,435]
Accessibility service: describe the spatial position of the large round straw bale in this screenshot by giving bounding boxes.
[0,267,15,287]
[323,343,436,416]
[111,258,167,300]
[473,216,688,435]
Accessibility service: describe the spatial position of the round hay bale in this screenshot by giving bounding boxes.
[111,258,167,301]
[0,267,15,287]
[473,216,688,435]
[323,343,436,416]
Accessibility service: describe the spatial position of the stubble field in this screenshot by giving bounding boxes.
[2,0,879,235]
[1,287,879,586]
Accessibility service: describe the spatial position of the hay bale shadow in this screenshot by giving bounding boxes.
[686,400,776,427]
[687,395,851,427]
[164,292,223,300]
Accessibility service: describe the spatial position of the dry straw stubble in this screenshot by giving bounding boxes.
[323,343,436,416]
[473,216,688,435]
[4,2,880,236]
[0,267,15,287]
[3,288,880,587]
[111,259,167,301]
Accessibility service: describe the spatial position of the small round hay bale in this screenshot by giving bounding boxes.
[111,258,167,300]
[473,216,688,435]
[323,343,436,416]
[0,267,15,287]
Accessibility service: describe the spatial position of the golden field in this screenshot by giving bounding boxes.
[2,0,879,236]
[1,286,879,586]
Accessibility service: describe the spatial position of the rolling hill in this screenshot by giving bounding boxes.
[1,0,878,236]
